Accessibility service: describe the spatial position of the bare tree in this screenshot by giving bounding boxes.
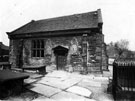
[114,39,129,58]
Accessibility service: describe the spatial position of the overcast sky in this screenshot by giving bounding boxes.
[0,0,135,50]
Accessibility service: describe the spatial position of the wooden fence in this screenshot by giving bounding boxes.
[112,59,135,100]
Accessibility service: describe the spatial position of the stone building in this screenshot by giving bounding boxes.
[0,42,9,62]
[7,9,108,73]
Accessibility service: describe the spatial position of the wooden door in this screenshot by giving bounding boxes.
[56,55,67,70]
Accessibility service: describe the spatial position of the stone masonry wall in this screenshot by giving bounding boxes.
[22,36,82,67]
[10,33,108,72]
[87,33,103,72]
[102,43,108,70]
[9,39,21,68]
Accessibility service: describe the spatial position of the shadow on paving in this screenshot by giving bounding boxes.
[2,88,40,101]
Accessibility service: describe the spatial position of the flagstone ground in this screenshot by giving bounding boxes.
[2,65,114,101]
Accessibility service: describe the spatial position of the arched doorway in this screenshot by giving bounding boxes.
[53,46,69,70]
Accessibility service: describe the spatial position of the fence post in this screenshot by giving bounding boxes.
[112,62,117,100]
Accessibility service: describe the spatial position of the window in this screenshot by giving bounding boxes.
[32,40,44,57]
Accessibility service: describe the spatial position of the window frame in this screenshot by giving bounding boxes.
[31,39,45,57]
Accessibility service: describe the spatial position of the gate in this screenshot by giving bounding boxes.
[112,59,135,100]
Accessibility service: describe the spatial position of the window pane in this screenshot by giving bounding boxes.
[41,40,44,48]
[41,50,44,57]
[37,50,40,57]
[33,40,36,48]
[33,50,36,57]
[37,40,40,48]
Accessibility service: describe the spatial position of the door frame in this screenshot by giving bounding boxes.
[53,46,68,70]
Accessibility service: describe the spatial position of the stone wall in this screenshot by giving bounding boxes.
[9,33,108,72]
[22,36,82,66]
[9,39,20,68]
[87,33,103,72]
[102,43,108,70]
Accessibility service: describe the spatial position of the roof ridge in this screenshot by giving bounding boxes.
[35,10,97,22]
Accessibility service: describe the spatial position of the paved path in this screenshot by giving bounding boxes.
[25,70,114,101]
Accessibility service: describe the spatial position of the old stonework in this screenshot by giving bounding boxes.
[7,9,108,73]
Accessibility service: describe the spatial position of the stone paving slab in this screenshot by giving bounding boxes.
[39,76,62,82]
[40,76,69,82]
[37,79,64,89]
[24,78,37,84]
[45,70,96,81]
[69,73,95,79]
[78,85,113,101]
[78,79,108,94]
[51,91,96,101]
[28,83,61,97]
[93,77,109,82]
[37,77,82,90]
[37,77,68,90]
[79,79,102,87]
[32,96,56,101]
[66,86,92,97]
[63,77,82,87]
[30,74,44,79]
[45,70,70,78]
[80,85,105,95]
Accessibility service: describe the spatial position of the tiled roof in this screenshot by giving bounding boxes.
[8,9,102,35]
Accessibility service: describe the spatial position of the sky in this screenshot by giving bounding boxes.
[0,0,135,51]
